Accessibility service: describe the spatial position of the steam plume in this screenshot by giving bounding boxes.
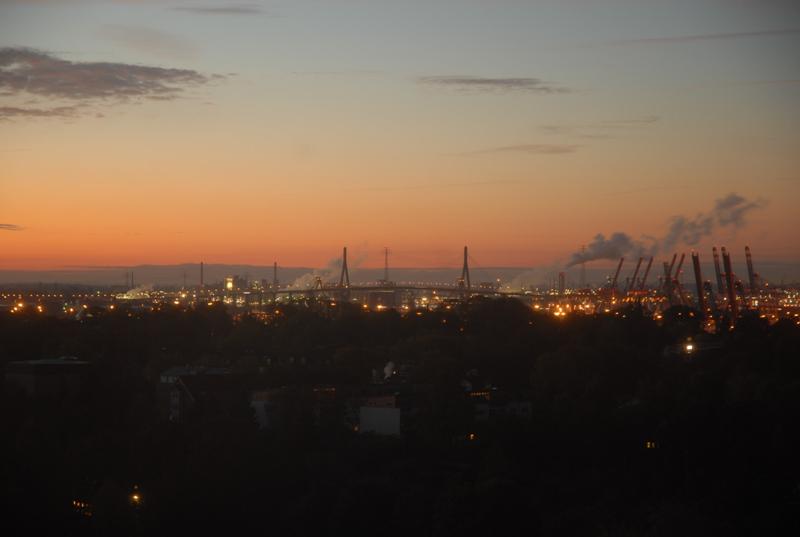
[566,193,763,266]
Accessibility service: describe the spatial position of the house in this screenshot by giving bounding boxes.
[250,385,339,431]
[345,384,432,436]
[156,366,236,422]
[168,374,246,423]
[4,356,89,398]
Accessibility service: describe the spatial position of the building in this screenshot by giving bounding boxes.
[168,374,246,423]
[250,385,339,431]
[4,356,89,398]
[157,365,233,422]
[359,395,402,436]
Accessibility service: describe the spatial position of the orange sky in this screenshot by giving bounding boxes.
[1,1,799,270]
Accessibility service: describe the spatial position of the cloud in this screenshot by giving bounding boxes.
[418,76,567,94]
[595,116,660,127]
[542,116,660,139]
[0,47,217,103]
[172,4,263,15]
[0,105,80,119]
[100,25,196,59]
[610,28,800,46]
[744,79,800,86]
[345,180,520,193]
[0,224,23,231]
[464,144,578,155]
[566,193,765,266]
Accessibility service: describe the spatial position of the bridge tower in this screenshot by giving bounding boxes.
[339,247,350,288]
[458,246,471,299]
[339,247,351,302]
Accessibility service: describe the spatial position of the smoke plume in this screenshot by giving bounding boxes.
[566,192,763,266]
[290,257,342,288]
[289,248,368,288]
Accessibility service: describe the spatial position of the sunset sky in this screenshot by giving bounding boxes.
[1,0,798,271]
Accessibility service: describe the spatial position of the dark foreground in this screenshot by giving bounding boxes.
[1,299,799,535]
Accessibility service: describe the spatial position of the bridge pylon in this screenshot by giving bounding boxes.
[458,245,471,299]
[339,246,351,301]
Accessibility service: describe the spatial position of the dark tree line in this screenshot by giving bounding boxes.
[1,299,799,535]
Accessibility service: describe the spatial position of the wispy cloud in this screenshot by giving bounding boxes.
[172,4,263,15]
[0,224,23,231]
[594,116,660,127]
[100,24,196,59]
[344,180,520,193]
[610,28,800,46]
[744,79,800,86]
[0,47,218,103]
[464,144,578,156]
[0,105,80,119]
[418,76,568,94]
[541,116,660,139]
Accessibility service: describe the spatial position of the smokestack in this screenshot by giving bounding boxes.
[745,246,757,292]
[384,247,389,283]
[558,272,566,295]
[611,257,624,292]
[130,271,134,289]
[625,257,644,293]
[721,247,739,320]
[691,252,706,317]
[272,261,278,302]
[639,256,654,290]
[712,247,724,294]
[200,261,204,288]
